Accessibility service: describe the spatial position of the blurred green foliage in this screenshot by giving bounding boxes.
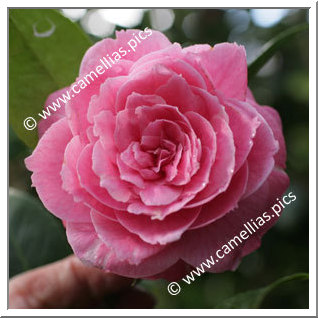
[215,273,308,309]
[9,9,91,148]
[9,188,72,278]
[9,9,309,309]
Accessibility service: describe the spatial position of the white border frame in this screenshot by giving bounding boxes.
[3,1,316,316]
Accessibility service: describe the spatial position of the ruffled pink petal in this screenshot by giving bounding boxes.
[115,103,194,165]
[246,88,286,168]
[65,79,99,144]
[180,146,213,199]
[169,111,215,188]
[92,141,132,202]
[136,104,192,134]
[190,163,248,229]
[196,42,247,100]
[25,118,90,222]
[66,221,180,278]
[182,45,215,93]
[66,65,130,143]
[186,116,235,207]
[61,137,121,220]
[61,136,90,202]
[114,108,141,152]
[120,142,153,171]
[79,29,171,76]
[239,168,290,257]
[38,87,69,138]
[169,135,192,185]
[116,155,146,189]
[177,167,289,272]
[115,29,172,61]
[115,64,175,111]
[183,44,211,54]
[225,103,260,173]
[130,43,207,89]
[93,110,117,154]
[127,193,196,220]
[139,184,182,206]
[130,43,183,73]
[115,206,201,245]
[164,143,183,182]
[77,144,127,213]
[228,99,279,197]
[190,86,229,125]
[66,221,114,269]
[185,111,215,154]
[86,126,98,144]
[142,119,185,143]
[93,111,134,203]
[125,92,166,110]
[155,74,203,113]
[91,210,164,265]
[87,76,127,122]
[254,105,287,169]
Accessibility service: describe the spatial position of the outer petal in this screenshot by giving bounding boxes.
[77,144,128,212]
[227,99,279,198]
[236,169,290,258]
[177,167,289,272]
[66,222,113,269]
[115,207,201,245]
[190,163,248,229]
[182,46,215,93]
[253,105,287,169]
[130,43,182,74]
[194,43,247,100]
[91,210,164,265]
[246,88,286,168]
[66,221,180,278]
[87,76,127,122]
[60,136,117,218]
[225,104,260,173]
[66,65,130,143]
[61,135,85,199]
[38,87,68,139]
[25,118,90,222]
[183,44,211,54]
[80,29,171,75]
[130,43,207,89]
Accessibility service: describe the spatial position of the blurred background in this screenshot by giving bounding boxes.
[9,8,309,309]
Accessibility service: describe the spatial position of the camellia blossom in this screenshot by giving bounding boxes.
[25,29,289,280]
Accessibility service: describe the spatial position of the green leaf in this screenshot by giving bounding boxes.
[9,9,92,149]
[215,273,308,309]
[248,23,308,80]
[9,188,72,278]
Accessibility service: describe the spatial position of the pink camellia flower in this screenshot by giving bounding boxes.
[25,29,289,280]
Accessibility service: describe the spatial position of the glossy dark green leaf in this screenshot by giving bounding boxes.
[9,9,92,149]
[248,23,308,80]
[9,188,72,278]
[215,273,308,309]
